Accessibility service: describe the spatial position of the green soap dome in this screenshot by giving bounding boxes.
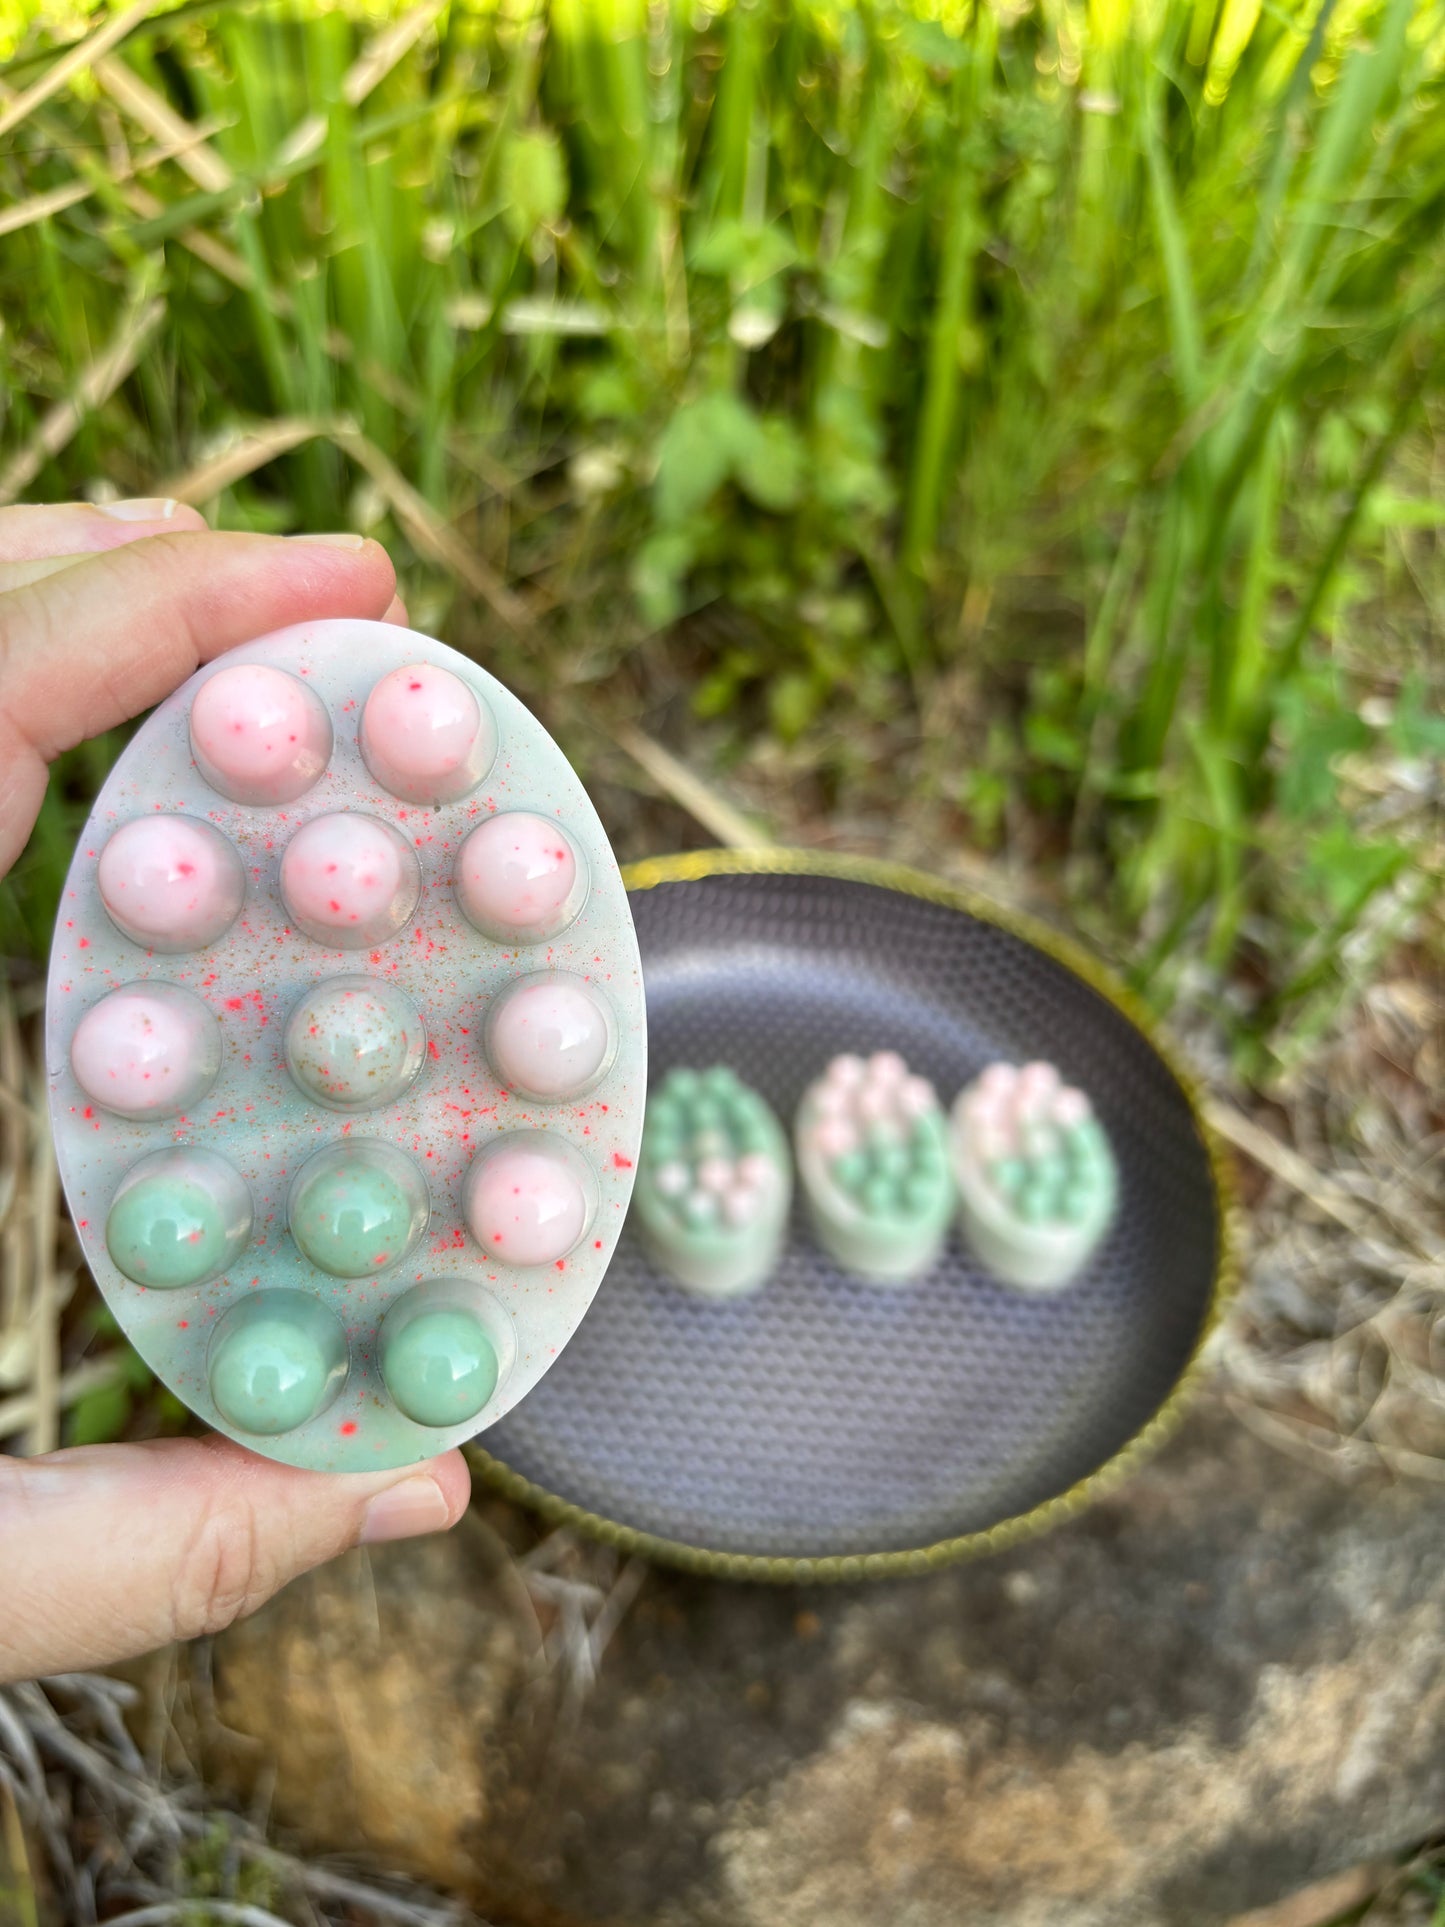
[665,1069,701,1102]
[701,1065,739,1098]
[290,1154,423,1278]
[645,1127,683,1167]
[107,1176,230,1288]
[737,1114,773,1153]
[991,1157,1027,1197]
[690,1097,724,1130]
[1016,1183,1053,1226]
[1060,1183,1095,1225]
[861,1172,896,1217]
[1032,1153,1068,1195]
[209,1294,347,1436]
[382,1308,499,1427]
[693,1127,729,1159]
[1067,1118,1108,1164]
[683,1191,718,1227]
[832,1149,868,1193]
[903,1173,938,1215]
[876,1143,911,1182]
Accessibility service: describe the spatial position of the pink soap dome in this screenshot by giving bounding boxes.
[455,813,587,944]
[484,973,616,1101]
[359,662,497,805]
[70,982,222,1120]
[279,811,422,949]
[462,1133,596,1266]
[97,814,246,953]
[189,663,332,806]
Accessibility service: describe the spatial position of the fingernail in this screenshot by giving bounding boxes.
[288,531,366,549]
[99,496,179,521]
[359,1474,452,1545]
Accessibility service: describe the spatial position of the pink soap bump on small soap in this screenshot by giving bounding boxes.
[462,1132,596,1266]
[455,812,587,944]
[97,814,245,953]
[70,981,222,1121]
[279,811,422,949]
[360,662,497,805]
[189,662,332,805]
[484,972,616,1101]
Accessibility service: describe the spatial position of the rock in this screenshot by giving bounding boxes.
[200,1394,1445,1924]
[206,1517,538,1899]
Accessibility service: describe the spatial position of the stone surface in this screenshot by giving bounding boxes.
[208,1523,539,1898]
[202,1393,1445,1925]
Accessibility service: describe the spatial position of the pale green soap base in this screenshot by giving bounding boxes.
[633,1067,790,1299]
[209,1289,348,1435]
[288,1143,429,1278]
[797,1103,954,1286]
[381,1307,499,1427]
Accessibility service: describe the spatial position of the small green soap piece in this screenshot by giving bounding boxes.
[1067,1118,1108,1165]
[1033,1153,1068,1196]
[208,1289,348,1436]
[860,1172,896,1217]
[833,1149,869,1193]
[876,1143,911,1182]
[1017,1183,1052,1226]
[903,1173,937,1215]
[288,1140,428,1278]
[1060,1183,1094,1225]
[991,1157,1027,1198]
[106,1147,252,1289]
[380,1299,499,1427]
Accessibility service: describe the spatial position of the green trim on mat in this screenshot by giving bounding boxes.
[467,847,1240,1583]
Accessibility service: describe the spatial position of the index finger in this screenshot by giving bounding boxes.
[0,528,397,874]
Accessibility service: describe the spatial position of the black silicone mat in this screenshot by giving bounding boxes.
[474,853,1228,1577]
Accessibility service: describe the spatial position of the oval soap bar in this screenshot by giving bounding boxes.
[45,619,645,1475]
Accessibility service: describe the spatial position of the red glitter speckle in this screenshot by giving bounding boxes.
[612,1153,633,1169]
[594,1239,603,1250]
[427,1040,440,1060]
[225,997,243,1011]
[340,1420,358,1436]
[555,1259,566,1271]
[78,937,89,949]
[178,1320,189,1329]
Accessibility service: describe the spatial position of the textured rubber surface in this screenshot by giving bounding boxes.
[483,868,1219,1559]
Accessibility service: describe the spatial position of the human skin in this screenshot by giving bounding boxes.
[0,498,470,1685]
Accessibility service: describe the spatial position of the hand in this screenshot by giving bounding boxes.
[0,499,471,1685]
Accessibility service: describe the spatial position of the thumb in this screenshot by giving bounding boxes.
[0,1434,471,1683]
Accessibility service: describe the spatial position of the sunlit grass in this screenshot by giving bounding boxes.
[1,0,1442,1074]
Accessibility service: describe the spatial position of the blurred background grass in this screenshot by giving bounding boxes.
[1,0,1441,1090]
